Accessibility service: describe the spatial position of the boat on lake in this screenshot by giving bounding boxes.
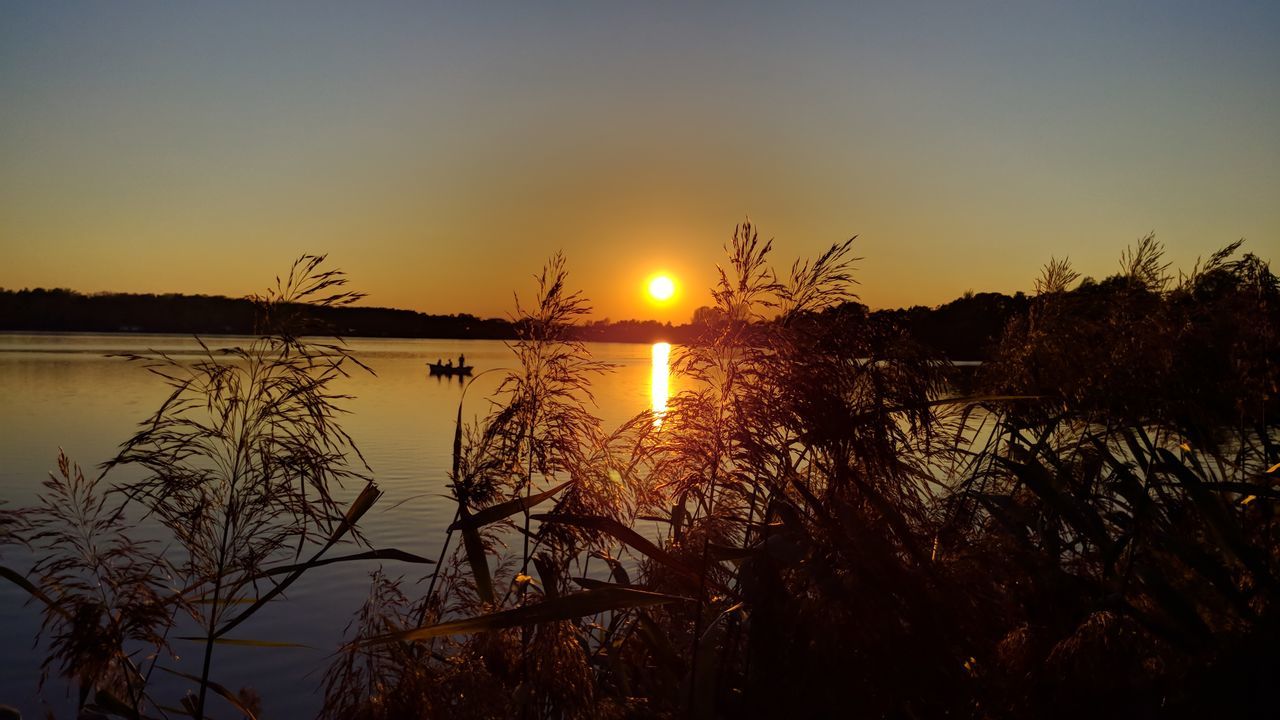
[427,362,473,377]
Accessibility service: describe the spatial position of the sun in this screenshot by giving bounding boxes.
[647,274,676,303]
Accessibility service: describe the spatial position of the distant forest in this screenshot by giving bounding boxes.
[0,286,1031,360]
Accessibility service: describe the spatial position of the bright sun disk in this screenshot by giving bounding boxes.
[648,275,675,302]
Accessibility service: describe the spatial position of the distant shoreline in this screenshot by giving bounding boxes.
[0,328,654,344]
[0,286,1025,360]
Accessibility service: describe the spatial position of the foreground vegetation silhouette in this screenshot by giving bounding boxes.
[1,258,432,718]
[3,226,1278,719]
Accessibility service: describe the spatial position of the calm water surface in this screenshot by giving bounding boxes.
[0,334,671,718]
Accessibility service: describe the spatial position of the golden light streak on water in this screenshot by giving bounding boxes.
[651,341,670,425]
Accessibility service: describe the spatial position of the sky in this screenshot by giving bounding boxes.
[1,1,1277,322]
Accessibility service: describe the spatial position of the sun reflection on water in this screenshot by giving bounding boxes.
[651,342,670,425]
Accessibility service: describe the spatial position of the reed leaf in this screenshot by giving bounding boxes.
[156,665,260,720]
[459,511,496,605]
[255,548,435,578]
[1155,448,1272,586]
[214,481,386,640]
[0,564,69,619]
[178,636,312,649]
[449,480,574,532]
[531,513,701,581]
[358,586,688,645]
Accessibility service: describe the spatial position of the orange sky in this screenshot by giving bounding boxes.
[2,3,1277,322]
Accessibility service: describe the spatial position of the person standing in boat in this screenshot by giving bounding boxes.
[458,353,465,368]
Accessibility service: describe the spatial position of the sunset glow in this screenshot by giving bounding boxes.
[2,5,1276,317]
[0,2,1278,718]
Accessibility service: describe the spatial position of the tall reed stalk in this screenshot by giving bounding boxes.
[5,229,1276,718]
[2,256,432,719]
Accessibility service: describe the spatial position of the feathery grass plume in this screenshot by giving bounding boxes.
[1120,233,1171,292]
[98,254,379,718]
[328,254,635,719]
[0,501,18,550]
[321,570,426,720]
[326,232,1276,716]
[3,230,1263,716]
[441,254,614,605]
[17,451,172,715]
[943,238,1280,717]
[0,256,409,718]
[1034,256,1080,295]
[575,220,972,716]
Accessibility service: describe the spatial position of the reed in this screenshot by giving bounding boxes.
[329,227,1277,718]
[4,231,1277,718]
[2,256,429,719]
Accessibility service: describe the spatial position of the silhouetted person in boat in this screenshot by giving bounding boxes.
[445,359,453,369]
[435,358,442,366]
[459,353,466,367]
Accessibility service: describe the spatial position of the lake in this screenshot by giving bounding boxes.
[0,333,672,718]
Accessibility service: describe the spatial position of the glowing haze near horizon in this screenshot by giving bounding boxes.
[2,2,1277,322]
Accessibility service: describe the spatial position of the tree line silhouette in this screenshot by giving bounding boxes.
[0,285,1032,360]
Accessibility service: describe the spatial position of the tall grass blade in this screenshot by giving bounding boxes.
[156,666,260,720]
[178,637,312,649]
[358,586,689,645]
[0,565,69,618]
[448,480,573,532]
[255,548,435,578]
[214,482,385,639]
[531,513,701,581]
[459,512,496,605]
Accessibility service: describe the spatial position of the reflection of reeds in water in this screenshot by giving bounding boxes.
[650,341,670,424]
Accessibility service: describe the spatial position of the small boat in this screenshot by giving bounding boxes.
[427,362,473,377]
